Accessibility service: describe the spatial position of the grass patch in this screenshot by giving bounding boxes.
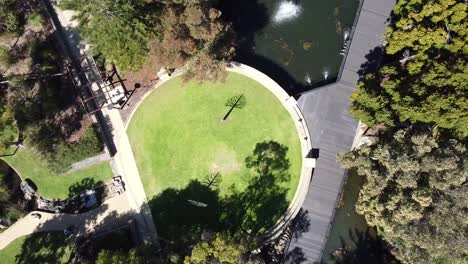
[0,232,72,263]
[128,73,302,201]
[2,148,113,199]
[48,125,104,173]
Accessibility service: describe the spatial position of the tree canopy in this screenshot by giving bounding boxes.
[338,127,468,263]
[184,234,245,264]
[60,0,153,72]
[350,0,468,137]
[60,0,235,80]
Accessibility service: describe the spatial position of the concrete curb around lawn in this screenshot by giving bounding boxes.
[124,62,314,242]
[226,63,314,242]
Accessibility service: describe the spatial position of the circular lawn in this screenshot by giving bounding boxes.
[128,72,302,235]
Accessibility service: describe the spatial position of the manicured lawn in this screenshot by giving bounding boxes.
[0,232,71,263]
[128,72,302,201]
[2,148,113,199]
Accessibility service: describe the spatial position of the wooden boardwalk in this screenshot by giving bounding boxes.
[285,0,396,263]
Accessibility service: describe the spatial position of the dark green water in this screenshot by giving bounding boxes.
[322,171,398,264]
[220,0,359,94]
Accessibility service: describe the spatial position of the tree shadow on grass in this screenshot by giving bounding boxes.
[148,140,291,255]
[10,202,147,264]
[68,177,104,198]
[148,180,223,252]
[14,231,71,264]
[233,141,290,236]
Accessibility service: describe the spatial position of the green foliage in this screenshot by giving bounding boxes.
[27,12,44,28]
[95,245,162,264]
[61,0,235,79]
[338,126,467,264]
[350,0,468,137]
[0,45,13,70]
[0,102,18,153]
[48,125,103,172]
[0,169,24,225]
[0,0,19,33]
[184,234,245,264]
[60,0,152,72]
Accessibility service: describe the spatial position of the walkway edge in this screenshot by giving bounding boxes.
[226,63,313,241]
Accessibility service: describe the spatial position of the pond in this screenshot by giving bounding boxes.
[322,171,399,263]
[220,0,360,94]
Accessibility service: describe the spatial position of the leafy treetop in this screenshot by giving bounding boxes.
[338,126,467,264]
[350,0,468,137]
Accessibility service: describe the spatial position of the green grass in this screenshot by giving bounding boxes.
[0,232,71,263]
[128,73,302,201]
[2,148,113,199]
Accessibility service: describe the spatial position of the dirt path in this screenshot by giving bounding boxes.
[66,152,111,173]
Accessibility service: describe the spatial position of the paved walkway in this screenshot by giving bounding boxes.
[67,152,111,173]
[0,0,157,249]
[0,195,130,250]
[285,0,396,263]
[105,108,158,242]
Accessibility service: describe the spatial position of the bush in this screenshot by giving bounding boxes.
[48,125,104,172]
[0,45,13,69]
[27,12,44,28]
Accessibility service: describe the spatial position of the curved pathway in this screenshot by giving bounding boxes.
[0,195,130,250]
[285,0,396,262]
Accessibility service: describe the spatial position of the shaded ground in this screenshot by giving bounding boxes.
[2,148,113,199]
[0,160,26,229]
[149,140,294,260]
[0,231,72,264]
[322,171,398,264]
[127,73,302,200]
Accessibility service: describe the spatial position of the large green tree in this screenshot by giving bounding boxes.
[61,0,235,80]
[338,127,467,264]
[184,234,244,264]
[60,0,153,72]
[350,0,468,137]
[149,0,235,81]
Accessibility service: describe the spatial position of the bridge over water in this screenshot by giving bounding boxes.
[286,0,396,262]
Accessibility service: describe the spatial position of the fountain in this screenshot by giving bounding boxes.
[220,0,359,90]
[273,1,302,23]
[305,73,312,85]
[323,69,329,80]
[344,29,350,40]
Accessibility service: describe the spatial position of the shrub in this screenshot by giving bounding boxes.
[27,12,44,28]
[48,125,104,172]
[0,45,13,69]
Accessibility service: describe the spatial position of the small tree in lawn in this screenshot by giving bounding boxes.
[223,94,246,121]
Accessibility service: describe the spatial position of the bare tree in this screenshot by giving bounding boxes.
[223,94,246,121]
[203,172,222,189]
